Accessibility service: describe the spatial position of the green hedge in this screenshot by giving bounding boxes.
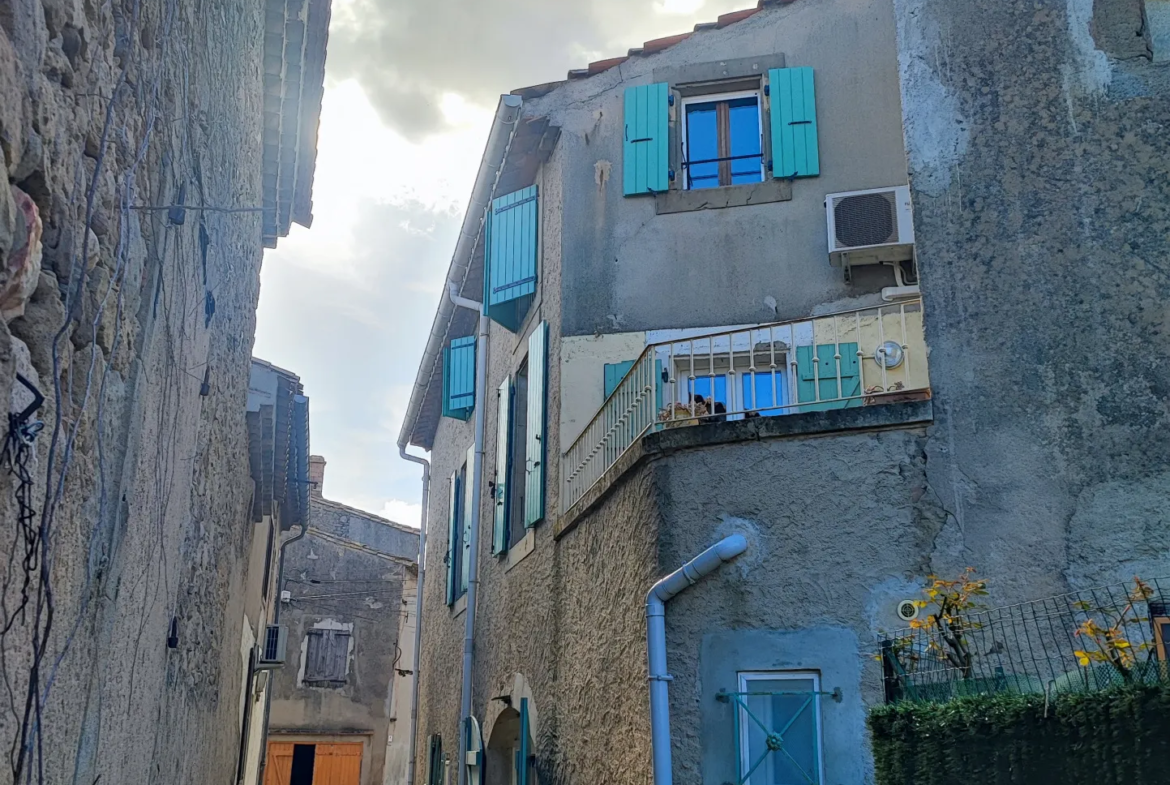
[869,684,1170,785]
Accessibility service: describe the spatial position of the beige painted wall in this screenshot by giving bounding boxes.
[559,332,647,449]
[383,571,418,785]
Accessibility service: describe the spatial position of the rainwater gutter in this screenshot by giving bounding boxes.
[399,447,430,785]
[646,534,749,785]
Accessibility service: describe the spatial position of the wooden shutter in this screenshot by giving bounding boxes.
[623,83,670,196]
[769,67,820,179]
[796,342,860,411]
[524,323,548,527]
[442,336,476,420]
[263,742,295,785]
[305,629,350,683]
[445,470,459,606]
[462,444,475,592]
[517,698,531,785]
[486,186,538,332]
[312,743,363,785]
[492,377,512,555]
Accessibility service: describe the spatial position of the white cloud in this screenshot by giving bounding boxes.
[256,0,754,522]
[379,499,424,529]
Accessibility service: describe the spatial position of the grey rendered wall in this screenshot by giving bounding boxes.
[656,425,933,785]
[522,0,909,338]
[894,0,1170,598]
[273,509,415,785]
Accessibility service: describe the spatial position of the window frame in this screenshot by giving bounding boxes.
[303,628,353,686]
[680,89,765,191]
[668,347,792,417]
[735,670,825,785]
[506,358,530,550]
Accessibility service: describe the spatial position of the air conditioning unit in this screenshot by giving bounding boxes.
[826,185,915,280]
[256,624,288,669]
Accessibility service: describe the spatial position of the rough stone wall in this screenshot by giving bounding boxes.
[273,503,415,785]
[894,0,1170,598]
[0,1,266,782]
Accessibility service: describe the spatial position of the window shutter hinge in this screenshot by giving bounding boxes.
[668,93,675,106]
[669,169,675,182]
[764,84,770,96]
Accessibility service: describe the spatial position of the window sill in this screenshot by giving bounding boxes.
[655,178,792,215]
[451,594,467,618]
[504,528,536,573]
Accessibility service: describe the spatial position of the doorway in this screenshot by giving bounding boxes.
[290,745,315,785]
[264,740,363,785]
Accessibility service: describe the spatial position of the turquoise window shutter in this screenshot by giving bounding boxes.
[442,336,476,420]
[796,342,861,412]
[769,67,820,179]
[623,83,670,196]
[603,360,636,399]
[445,471,459,606]
[485,185,538,332]
[462,445,474,592]
[524,322,548,527]
[517,698,531,785]
[492,377,512,555]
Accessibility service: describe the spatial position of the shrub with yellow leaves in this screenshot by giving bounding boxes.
[1072,576,1155,682]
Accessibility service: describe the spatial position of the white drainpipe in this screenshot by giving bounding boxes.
[646,534,749,785]
[449,284,489,785]
[399,447,429,785]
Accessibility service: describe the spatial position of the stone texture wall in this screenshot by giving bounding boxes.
[0,1,267,782]
[894,0,1170,599]
[272,498,417,785]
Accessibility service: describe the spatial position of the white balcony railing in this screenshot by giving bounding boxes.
[561,299,930,512]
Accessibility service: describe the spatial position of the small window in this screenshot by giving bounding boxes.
[507,359,529,549]
[736,671,824,785]
[682,92,764,190]
[672,349,792,419]
[304,628,351,686]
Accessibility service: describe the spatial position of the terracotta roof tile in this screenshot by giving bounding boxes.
[558,1,788,83]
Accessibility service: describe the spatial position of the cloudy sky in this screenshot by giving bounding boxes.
[253,0,750,526]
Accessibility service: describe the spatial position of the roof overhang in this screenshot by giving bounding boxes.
[247,358,311,530]
[261,0,330,248]
[399,103,560,452]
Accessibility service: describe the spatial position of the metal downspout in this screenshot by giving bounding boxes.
[449,286,489,785]
[646,535,749,785]
[400,447,430,785]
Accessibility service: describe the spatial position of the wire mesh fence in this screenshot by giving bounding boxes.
[879,577,1170,704]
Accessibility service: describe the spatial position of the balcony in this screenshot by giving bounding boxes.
[561,299,930,513]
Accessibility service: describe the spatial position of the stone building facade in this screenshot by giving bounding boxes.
[400,1,1170,784]
[0,1,327,783]
[266,456,419,785]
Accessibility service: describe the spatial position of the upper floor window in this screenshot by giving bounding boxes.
[304,628,351,686]
[683,92,764,190]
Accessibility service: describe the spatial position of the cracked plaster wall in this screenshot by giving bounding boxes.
[0,1,268,783]
[894,0,1170,598]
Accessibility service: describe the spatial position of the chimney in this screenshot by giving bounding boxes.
[309,455,326,499]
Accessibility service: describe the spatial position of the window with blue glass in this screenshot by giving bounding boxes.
[736,671,825,785]
[683,93,763,190]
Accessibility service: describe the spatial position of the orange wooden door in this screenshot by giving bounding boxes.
[263,742,295,785]
[312,743,363,785]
